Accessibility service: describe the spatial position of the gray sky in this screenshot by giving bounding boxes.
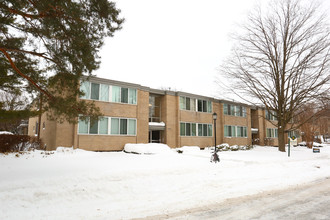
[94,0,329,99]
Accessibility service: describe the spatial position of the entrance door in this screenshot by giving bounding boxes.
[149,130,161,143]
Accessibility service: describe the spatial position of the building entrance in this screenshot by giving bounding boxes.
[149,130,162,143]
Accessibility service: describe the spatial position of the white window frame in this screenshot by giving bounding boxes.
[180,122,212,137]
[224,125,248,138]
[78,116,137,136]
[80,81,137,105]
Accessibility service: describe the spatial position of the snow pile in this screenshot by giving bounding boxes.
[0,131,13,135]
[177,146,201,153]
[56,146,74,153]
[124,143,174,154]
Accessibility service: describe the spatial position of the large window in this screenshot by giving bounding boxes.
[180,122,212,137]
[78,116,137,136]
[224,104,247,117]
[197,99,212,113]
[80,81,137,104]
[224,125,248,138]
[179,96,211,113]
[266,110,277,121]
[179,96,196,111]
[266,128,278,138]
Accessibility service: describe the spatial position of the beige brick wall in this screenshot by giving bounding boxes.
[77,135,137,151]
[136,90,149,144]
[28,114,57,150]
[161,94,179,148]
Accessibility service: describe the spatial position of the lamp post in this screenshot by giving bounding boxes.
[213,112,217,151]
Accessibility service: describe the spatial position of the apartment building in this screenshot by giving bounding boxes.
[28,76,295,151]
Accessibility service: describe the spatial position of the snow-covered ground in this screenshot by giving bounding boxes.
[0,144,330,219]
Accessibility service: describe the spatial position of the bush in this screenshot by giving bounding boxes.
[0,134,43,153]
[230,145,239,151]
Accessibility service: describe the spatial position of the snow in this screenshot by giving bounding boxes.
[1,144,330,219]
[148,122,165,127]
[124,143,174,154]
[0,131,13,135]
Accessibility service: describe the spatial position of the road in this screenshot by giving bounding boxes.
[138,177,330,220]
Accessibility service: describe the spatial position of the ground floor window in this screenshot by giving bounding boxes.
[180,122,212,137]
[266,128,278,138]
[78,116,136,136]
[224,125,248,138]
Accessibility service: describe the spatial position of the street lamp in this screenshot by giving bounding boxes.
[211,112,219,163]
[213,112,217,151]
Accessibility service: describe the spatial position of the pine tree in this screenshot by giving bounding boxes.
[0,0,124,123]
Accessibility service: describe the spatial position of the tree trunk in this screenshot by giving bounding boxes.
[278,126,286,152]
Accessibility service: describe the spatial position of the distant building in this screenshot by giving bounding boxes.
[28,76,300,151]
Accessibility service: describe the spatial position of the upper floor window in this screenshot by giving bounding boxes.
[179,96,196,111]
[80,81,137,104]
[179,96,212,113]
[224,104,246,117]
[265,110,277,121]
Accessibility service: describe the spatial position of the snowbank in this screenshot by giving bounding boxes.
[177,146,201,153]
[0,131,13,135]
[124,143,174,154]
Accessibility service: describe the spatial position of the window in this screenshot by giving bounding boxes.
[78,116,136,136]
[112,86,121,103]
[128,119,136,135]
[99,117,108,134]
[80,81,90,99]
[224,125,248,137]
[266,128,278,138]
[78,118,88,134]
[129,88,137,104]
[266,110,277,121]
[224,104,246,117]
[80,81,137,104]
[111,118,119,135]
[191,123,196,136]
[89,118,98,134]
[180,122,186,136]
[181,122,212,137]
[100,84,109,101]
[91,83,100,100]
[179,96,196,111]
[121,88,128,104]
[120,118,127,135]
[197,99,212,113]
[288,130,300,138]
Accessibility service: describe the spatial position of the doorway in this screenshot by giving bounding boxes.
[149,130,162,143]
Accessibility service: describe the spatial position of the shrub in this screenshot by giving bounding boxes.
[230,145,239,151]
[0,134,43,153]
[218,143,230,151]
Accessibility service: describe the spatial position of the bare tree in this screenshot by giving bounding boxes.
[220,0,330,152]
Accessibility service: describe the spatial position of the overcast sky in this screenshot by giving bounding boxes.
[94,0,328,99]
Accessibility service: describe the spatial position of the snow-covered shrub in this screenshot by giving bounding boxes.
[239,145,247,150]
[230,145,239,151]
[218,143,230,151]
[245,145,254,150]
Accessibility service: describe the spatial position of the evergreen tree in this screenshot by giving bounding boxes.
[0,0,124,123]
